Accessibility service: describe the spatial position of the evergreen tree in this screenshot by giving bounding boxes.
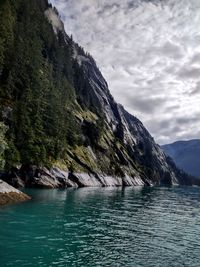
[0,122,7,169]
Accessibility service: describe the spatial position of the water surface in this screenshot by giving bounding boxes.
[1,186,200,267]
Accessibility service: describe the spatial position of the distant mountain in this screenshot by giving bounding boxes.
[162,140,200,178]
[0,0,197,188]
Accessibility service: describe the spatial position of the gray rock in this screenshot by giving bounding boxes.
[68,172,102,187]
[0,179,30,205]
[50,168,77,187]
[32,167,62,188]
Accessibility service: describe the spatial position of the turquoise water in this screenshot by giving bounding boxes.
[1,186,200,267]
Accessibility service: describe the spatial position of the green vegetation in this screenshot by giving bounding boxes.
[0,0,87,168]
[0,0,111,173]
[0,122,7,169]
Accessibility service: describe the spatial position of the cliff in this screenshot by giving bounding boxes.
[0,0,195,188]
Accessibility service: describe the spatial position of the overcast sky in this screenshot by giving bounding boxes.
[49,0,200,144]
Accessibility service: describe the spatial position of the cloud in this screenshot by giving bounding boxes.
[159,41,184,59]
[178,66,200,80]
[125,94,166,114]
[49,0,200,144]
[190,81,200,95]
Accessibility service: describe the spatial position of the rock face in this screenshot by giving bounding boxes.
[1,167,148,189]
[0,0,196,188]
[0,179,30,205]
[68,172,148,187]
[162,140,200,179]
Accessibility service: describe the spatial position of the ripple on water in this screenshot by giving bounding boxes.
[1,186,200,267]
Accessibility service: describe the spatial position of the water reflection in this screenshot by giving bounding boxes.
[1,186,200,267]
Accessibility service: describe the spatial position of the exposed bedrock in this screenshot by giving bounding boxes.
[0,179,30,205]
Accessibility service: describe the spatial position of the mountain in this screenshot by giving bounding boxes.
[162,140,200,179]
[0,0,197,188]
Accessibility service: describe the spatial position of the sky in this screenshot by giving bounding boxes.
[49,0,200,145]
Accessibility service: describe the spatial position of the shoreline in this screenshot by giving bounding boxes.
[0,179,31,206]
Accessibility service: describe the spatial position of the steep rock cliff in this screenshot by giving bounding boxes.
[0,0,195,187]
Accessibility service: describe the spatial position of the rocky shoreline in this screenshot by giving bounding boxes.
[1,166,152,190]
[0,179,30,205]
[0,166,150,206]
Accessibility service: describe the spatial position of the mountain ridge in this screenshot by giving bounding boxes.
[162,139,200,179]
